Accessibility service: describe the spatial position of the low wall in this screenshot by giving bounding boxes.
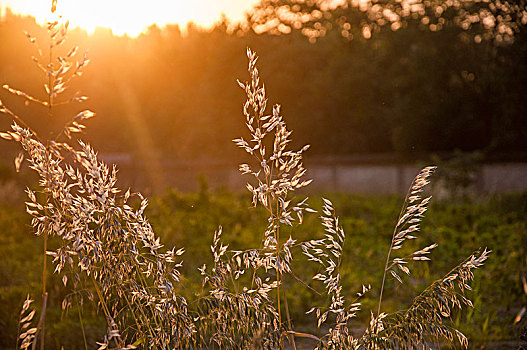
[108,157,527,195]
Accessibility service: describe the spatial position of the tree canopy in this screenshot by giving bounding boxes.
[0,1,526,164]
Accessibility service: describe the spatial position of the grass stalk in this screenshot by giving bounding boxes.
[282,286,296,350]
[36,16,56,349]
[77,303,88,350]
[377,225,396,318]
[40,233,48,350]
[377,178,415,318]
[31,292,47,350]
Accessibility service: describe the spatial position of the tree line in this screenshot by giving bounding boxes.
[0,2,526,165]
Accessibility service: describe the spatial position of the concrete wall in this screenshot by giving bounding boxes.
[109,158,527,195]
[482,163,527,193]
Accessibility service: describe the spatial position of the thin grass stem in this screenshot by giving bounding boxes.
[77,303,88,350]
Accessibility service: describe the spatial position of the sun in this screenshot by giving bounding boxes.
[0,0,258,36]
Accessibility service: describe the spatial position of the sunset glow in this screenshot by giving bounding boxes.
[0,0,259,36]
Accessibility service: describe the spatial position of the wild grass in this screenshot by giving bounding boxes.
[0,1,491,349]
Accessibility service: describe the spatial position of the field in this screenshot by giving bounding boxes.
[1,181,525,348]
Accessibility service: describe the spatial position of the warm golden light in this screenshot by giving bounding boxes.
[0,0,259,36]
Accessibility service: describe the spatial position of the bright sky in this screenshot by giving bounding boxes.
[0,0,260,36]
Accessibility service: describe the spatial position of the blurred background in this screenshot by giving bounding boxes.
[0,0,526,194]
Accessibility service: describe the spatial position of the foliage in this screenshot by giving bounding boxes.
[2,191,526,349]
[0,4,526,161]
[248,0,526,44]
[146,189,526,344]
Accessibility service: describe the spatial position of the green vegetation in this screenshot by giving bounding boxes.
[1,188,525,348]
[148,188,527,344]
